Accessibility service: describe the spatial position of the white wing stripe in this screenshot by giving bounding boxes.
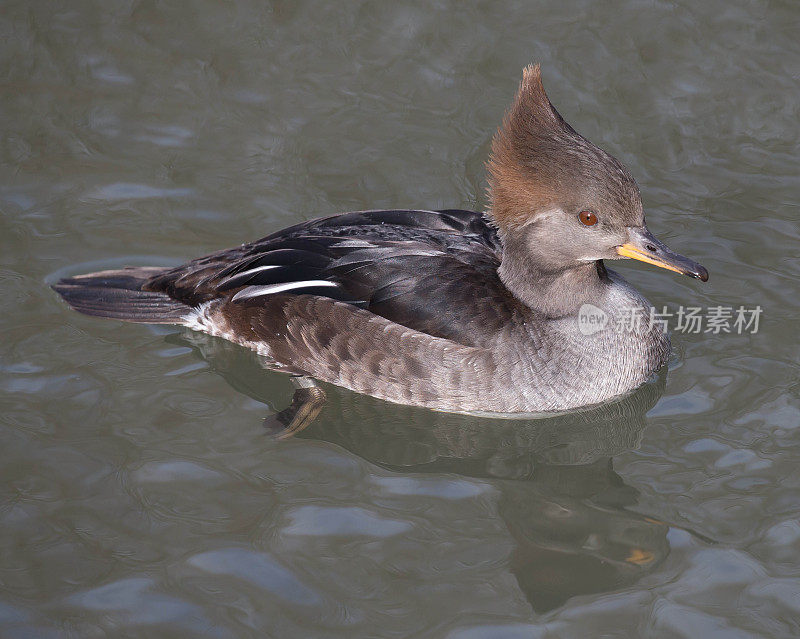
[231,264,282,278]
[231,280,339,301]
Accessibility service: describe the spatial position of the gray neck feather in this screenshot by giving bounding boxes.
[497,237,608,318]
[491,239,670,411]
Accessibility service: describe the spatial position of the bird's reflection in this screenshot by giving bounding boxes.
[170,331,672,614]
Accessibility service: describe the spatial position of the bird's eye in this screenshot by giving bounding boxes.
[578,210,598,226]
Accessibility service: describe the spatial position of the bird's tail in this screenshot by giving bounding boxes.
[52,267,190,324]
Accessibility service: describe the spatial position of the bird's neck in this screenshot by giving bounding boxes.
[498,244,608,318]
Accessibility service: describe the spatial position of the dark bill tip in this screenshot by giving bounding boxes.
[616,227,708,282]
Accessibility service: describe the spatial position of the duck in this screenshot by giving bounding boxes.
[53,64,708,436]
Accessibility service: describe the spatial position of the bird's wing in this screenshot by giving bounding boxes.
[144,209,524,348]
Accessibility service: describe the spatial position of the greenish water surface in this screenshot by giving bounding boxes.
[1,1,799,637]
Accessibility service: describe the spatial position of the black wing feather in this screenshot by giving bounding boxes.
[144,209,518,346]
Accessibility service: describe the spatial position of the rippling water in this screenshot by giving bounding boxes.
[2,1,799,637]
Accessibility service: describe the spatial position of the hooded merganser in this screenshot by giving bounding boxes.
[54,65,707,434]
